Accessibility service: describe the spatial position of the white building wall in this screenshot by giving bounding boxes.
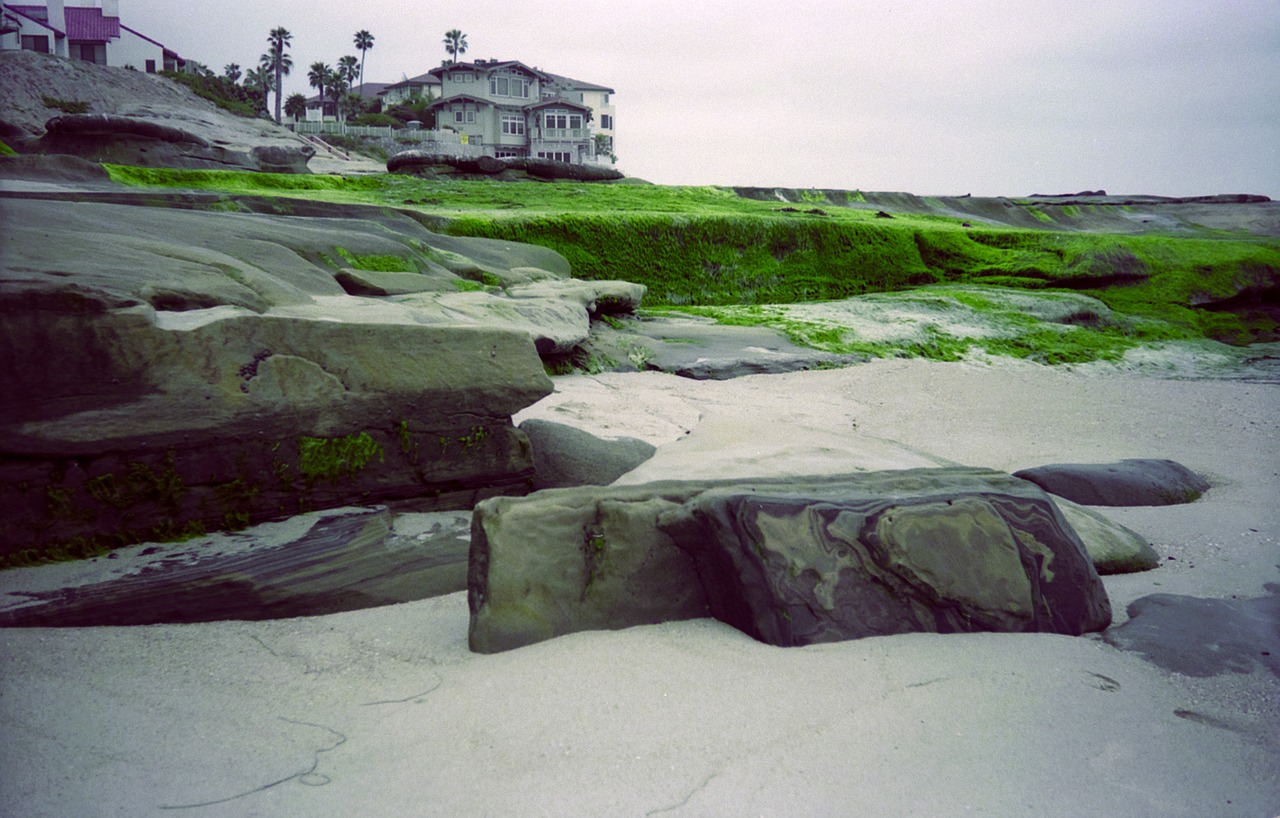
[109,27,163,71]
[0,10,65,56]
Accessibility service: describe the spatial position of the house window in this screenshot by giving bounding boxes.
[537,151,574,163]
[489,74,529,99]
[501,115,525,135]
[495,149,524,158]
[21,35,50,53]
[70,43,107,64]
[145,59,156,73]
[452,72,472,82]
[453,109,476,124]
[544,113,567,129]
[600,114,613,130]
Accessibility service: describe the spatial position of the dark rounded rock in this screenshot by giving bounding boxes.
[519,419,656,490]
[45,113,210,146]
[1013,458,1210,506]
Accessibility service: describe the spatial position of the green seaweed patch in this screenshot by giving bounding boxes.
[335,246,416,273]
[0,139,16,157]
[669,286,1202,365]
[298,432,384,481]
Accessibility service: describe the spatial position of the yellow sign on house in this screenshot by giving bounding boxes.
[460,134,469,144]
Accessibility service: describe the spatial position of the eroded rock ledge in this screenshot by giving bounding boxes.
[0,192,641,562]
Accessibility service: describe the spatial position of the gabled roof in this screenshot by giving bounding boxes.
[525,97,593,113]
[382,72,441,91]
[4,4,63,35]
[120,24,163,49]
[64,6,119,42]
[541,71,614,94]
[429,59,549,81]
[305,82,391,107]
[426,93,491,110]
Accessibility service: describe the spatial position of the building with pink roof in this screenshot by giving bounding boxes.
[1,1,182,72]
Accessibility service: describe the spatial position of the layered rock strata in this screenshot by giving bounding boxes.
[0,193,641,560]
[469,469,1112,653]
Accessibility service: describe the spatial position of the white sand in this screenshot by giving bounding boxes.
[2,359,1278,817]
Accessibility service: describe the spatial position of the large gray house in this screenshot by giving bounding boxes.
[424,59,615,166]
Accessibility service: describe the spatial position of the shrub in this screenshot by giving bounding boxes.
[159,70,260,118]
[41,95,89,114]
[350,113,400,127]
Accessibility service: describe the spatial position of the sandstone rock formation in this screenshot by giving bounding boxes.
[1013,458,1210,506]
[0,50,318,173]
[36,113,314,173]
[0,191,641,561]
[469,469,1112,653]
[0,506,474,626]
[662,471,1111,647]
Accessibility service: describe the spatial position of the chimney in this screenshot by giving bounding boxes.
[46,0,65,33]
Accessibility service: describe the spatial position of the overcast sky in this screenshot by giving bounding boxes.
[126,0,1280,197]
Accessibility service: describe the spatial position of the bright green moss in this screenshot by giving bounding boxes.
[298,432,384,481]
[101,164,1280,344]
[335,246,415,272]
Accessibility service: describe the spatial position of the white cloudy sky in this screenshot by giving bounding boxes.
[126,0,1280,196]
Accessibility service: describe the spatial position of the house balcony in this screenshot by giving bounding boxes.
[535,128,589,141]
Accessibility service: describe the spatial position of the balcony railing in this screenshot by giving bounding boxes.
[538,128,588,140]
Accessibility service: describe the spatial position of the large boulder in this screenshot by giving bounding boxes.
[469,481,713,653]
[468,469,1112,652]
[0,193,639,561]
[659,470,1112,647]
[1013,458,1210,506]
[1054,498,1160,574]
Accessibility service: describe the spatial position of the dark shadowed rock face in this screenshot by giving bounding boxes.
[468,469,1111,653]
[659,470,1112,647]
[519,419,656,490]
[35,114,315,173]
[387,151,624,182]
[1013,458,1210,506]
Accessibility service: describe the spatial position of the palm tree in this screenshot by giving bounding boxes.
[222,63,241,84]
[244,64,272,117]
[338,55,360,89]
[308,61,330,117]
[284,92,308,123]
[353,30,374,96]
[266,26,292,124]
[325,70,350,123]
[443,29,468,64]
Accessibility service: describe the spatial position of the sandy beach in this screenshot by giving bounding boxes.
[1,358,1278,817]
